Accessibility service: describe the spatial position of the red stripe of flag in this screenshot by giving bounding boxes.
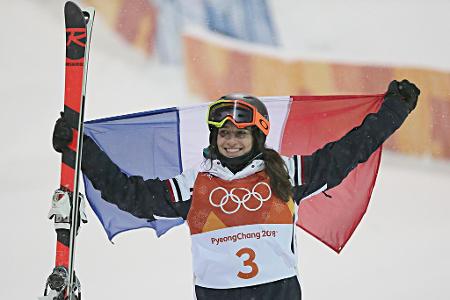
[280,94,384,253]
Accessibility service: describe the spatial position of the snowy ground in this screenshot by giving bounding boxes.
[1,0,450,299]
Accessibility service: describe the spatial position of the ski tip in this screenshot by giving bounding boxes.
[65,1,88,28]
[64,1,80,12]
[65,2,95,26]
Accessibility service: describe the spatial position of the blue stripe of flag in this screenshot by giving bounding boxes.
[83,107,184,240]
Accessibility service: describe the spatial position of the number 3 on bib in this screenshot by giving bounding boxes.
[236,247,259,279]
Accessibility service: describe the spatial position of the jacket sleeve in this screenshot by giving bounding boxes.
[293,96,411,203]
[81,136,192,220]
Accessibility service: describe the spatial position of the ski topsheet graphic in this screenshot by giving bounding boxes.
[42,2,95,300]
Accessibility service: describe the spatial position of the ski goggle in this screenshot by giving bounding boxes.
[207,99,270,136]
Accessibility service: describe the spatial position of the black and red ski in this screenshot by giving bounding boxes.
[43,2,95,300]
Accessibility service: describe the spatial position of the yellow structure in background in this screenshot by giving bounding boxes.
[83,0,157,55]
[183,31,450,160]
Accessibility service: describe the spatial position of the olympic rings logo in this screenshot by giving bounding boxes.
[209,182,272,214]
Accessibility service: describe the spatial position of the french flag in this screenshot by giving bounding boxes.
[83,94,383,253]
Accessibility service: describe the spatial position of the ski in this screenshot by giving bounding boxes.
[43,2,95,300]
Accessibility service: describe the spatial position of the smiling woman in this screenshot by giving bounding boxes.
[52,80,419,299]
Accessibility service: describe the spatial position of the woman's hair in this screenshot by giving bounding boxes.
[207,127,293,202]
[252,129,292,202]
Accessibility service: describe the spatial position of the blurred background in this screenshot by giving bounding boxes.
[1,0,449,299]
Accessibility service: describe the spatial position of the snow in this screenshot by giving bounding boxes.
[1,0,449,299]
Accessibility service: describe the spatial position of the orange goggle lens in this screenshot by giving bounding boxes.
[207,100,270,136]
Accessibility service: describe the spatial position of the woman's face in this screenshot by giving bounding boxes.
[217,123,253,158]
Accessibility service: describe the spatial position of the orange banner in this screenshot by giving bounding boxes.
[183,30,450,160]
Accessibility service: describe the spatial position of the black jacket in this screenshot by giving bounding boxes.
[81,96,410,221]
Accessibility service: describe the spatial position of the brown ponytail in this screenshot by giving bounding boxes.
[261,147,292,202]
[252,129,292,202]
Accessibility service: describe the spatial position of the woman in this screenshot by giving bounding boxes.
[53,79,419,299]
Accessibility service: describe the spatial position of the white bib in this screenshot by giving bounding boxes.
[191,223,297,288]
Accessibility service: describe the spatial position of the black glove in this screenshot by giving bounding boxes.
[52,112,73,153]
[398,79,420,112]
[385,79,420,113]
